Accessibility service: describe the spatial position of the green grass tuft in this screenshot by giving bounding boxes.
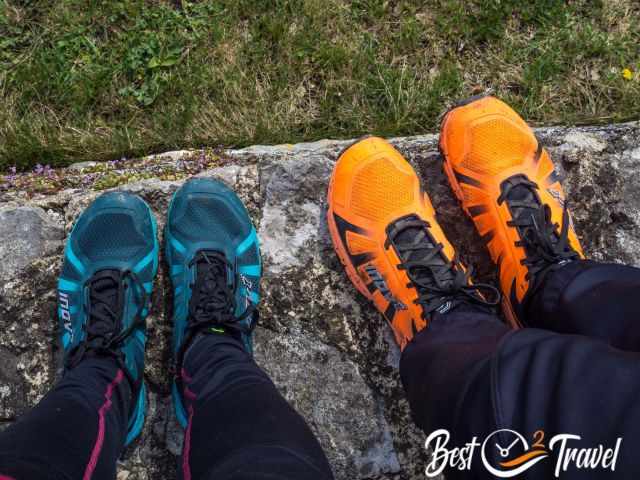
[1,0,639,170]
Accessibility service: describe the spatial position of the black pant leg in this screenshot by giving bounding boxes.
[401,311,640,479]
[0,357,131,480]
[527,260,640,351]
[400,310,512,434]
[180,334,334,480]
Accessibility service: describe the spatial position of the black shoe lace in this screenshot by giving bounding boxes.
[497,175,580,288]
[186,250,256,333]
[175,250,257,365]
[66,269,148,387]
[386,216,500,318]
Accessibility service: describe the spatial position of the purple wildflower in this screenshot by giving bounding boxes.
[42,165,55,178]
[81,173,96,185]
[5,167,17,184]
[3,166,18,189]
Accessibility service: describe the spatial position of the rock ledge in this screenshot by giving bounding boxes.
[1,122,639,479]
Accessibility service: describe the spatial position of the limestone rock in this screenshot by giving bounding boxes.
[0,122,638,479]
[0,205,64,281]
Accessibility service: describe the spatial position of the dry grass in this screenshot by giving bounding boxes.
[1,0,639,170]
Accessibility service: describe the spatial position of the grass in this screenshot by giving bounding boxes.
[1,0,639,171]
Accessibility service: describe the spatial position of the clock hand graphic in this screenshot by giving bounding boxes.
[495,438,520,458]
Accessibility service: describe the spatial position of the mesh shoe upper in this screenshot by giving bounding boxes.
[327,136,498,350]
[440,96,584,326]
[57,191,159,445]
[165,178,261,427]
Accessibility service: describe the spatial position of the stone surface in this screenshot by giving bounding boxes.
[0,121,639,478]
[0,205,64,281]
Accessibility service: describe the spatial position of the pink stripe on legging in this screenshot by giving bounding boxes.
[181,367,193,383]
[0,475,16,479]
[182,368,197,480]
[83,369,125,480]
[182,404,195,480]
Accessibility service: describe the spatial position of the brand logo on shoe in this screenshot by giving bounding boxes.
[364,265,407,310]
[547,187,578,232]
[59,292,74,342]
[547,187,565,208]
[239,274,253,308]
[424,428,622,478]
[436,301,452,314]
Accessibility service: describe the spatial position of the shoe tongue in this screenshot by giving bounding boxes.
[391,217,455,289]
[191,252,234,317]
[195,256,231,291]
[507,184,540,221]
[88,270,124,341]
[506,183,558,250]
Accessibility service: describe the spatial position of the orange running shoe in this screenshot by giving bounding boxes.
[440,96,584,327]
[327,136,499,350]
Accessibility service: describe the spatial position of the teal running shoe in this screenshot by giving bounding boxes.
[57,191,158,445]
[165,178,261,427]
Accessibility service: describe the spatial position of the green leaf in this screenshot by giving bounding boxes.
[148,56,179,69]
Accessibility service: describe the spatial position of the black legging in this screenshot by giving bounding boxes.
[401,260,640,479]
[0,334,333,480]
[179,334,333,480]
[1,260,639,479]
